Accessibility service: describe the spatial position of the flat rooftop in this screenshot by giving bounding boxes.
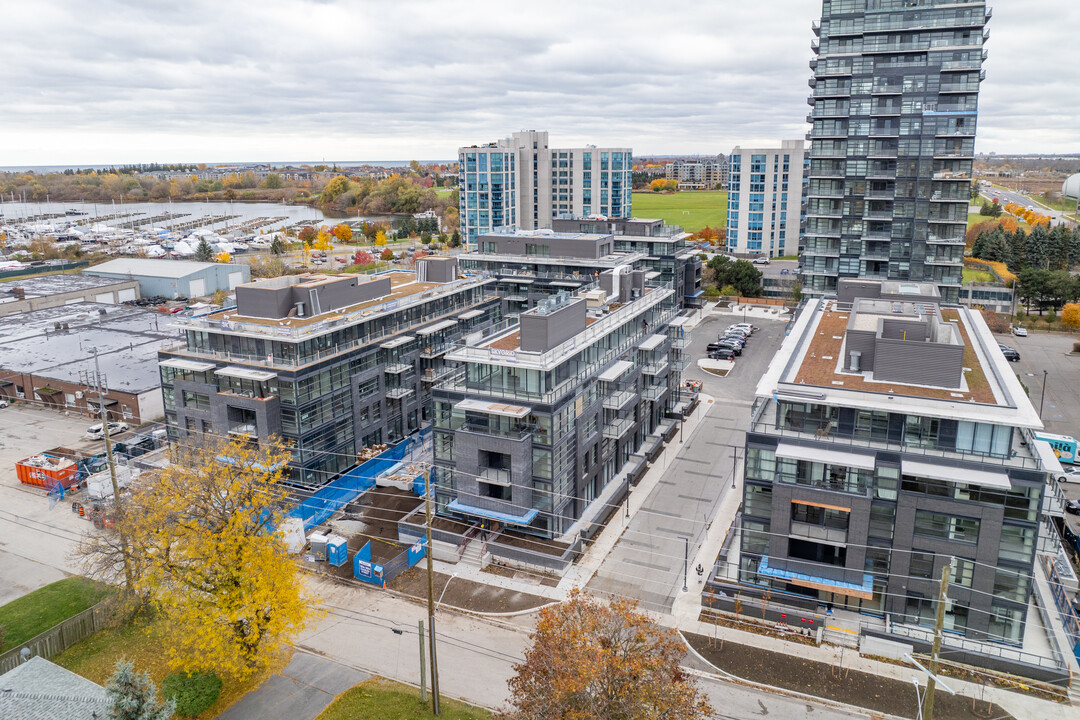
[0,273,133,303]
[181,271,492,335]
[756,298,1042,428]
[0,302,174,393]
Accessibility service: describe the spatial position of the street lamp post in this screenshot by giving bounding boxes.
[682,537,689,593]
[1039,370,1048,419]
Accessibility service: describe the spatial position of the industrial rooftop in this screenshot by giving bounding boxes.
[0,272,132,301]
[86,258,223,278]
[0,302,174,393]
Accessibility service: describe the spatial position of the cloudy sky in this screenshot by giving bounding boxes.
[0,0,1076,166]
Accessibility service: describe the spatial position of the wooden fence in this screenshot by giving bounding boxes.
[0,600,111,674]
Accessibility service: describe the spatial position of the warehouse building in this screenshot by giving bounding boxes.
[0,302,171,423]
[85,259,250,299]
[0,273,141,317]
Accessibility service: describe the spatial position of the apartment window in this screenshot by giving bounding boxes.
[743,484,772,520]
[987,605,1024,645]
[181,391,210,411]
[955,421,1011,457]
[998,524,1035,564]
[913,511,979,544]
[993,568,1031,603]
[950,557,975,588]
[909,552,935,579]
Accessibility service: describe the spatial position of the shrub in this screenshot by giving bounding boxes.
[702,285,720,299]
[965,257,1016,287]
[1047,309,1058,324]
[161,671,222,717]
[719,285,739,297]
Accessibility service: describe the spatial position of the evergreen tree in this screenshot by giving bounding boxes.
[1025,225,1051,270]
[194,238,213,262]
[270,236,287,256]
[450,230,461,248]
[1006,229,1027,272]
[982,231,1009,263]
[106,660,175,720]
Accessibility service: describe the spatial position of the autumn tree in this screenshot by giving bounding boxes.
[297,226,316,244]
[502,591,712,720]
[261,173,284,190]
[380,248,395,261]
[333,223,353,242]
[1062,303,1080,329]
[320,176,350,205]
[374,230,387,246]
[93,437,312,679]
[214,251,232,264]
[649,178,678,192]
[353,249,374,266]
[696,226,719,243]
[313,227,333,251]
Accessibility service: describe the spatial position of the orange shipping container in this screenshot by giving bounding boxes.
[16,455,79,489]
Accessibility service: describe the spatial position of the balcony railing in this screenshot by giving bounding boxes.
[385,362,412,374]
[479,467,510,486]
[642,360,670,376]
[790,521,848,545]
[386,387,414,400]
[603,416,635,440]
[602,390,637,411]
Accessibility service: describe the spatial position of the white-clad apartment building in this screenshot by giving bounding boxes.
[458,131,632,246]
[726,140,806,259]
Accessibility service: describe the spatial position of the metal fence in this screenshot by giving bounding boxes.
[0,600,111,674]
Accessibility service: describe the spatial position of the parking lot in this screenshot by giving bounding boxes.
[991,331,1080,536]
[0,404,118,597]
[993,330,1080,437]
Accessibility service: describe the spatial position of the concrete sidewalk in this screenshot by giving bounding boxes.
[218,651,368,720]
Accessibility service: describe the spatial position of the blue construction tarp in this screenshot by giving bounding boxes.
[289,426,432,531]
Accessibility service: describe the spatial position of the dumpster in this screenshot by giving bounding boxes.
[16,454,79,489]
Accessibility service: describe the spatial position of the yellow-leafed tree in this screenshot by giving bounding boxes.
[374,230,387,246]
[1062,303,1080,330]
[214,251,232,264]
[333,223,353,242]
[313,227,333,251]
[111,437,312,679]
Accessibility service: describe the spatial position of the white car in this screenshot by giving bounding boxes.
[1057,466,1080,483]
[752,257,770,265]
[1013,327,1028,337]
[0,398,8,408]
[85,422,129,440]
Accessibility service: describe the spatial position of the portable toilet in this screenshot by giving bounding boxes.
[308,531,328,561]
[327,535,348,567]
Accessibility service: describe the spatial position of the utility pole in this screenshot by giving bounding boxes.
[731,447,740,490]
[682,536,689,592]
[418,619,427,703]
[1039,370,1048,419]
[923,562,951,720]
[424,466,440,715]
[89,349,134,593]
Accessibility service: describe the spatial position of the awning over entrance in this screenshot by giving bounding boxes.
[446,499,538,527]
[758,555,874,600]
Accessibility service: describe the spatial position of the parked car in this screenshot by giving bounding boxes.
[707,341,741,356]
[719,333,746,346]
[1056,466,1080,483]
[1013,327,1028,337]
[752,257,770,265]
[780,269,789,275]
[85,422,129,440]
[0,398,8,408]
[708,348,736,360]
[1000,346,1020,362]
[1066,499,1080,516]
[728,323,756,334]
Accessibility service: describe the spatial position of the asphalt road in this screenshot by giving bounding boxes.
[981,183,1076,227]
[586,314,788,612]
[299,576,870,720]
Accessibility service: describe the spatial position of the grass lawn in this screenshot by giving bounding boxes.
[0,577,111,652]
[316,678,491,720]
[1032,194,1077,213]
[434,188,455,198]
[962,268,994,284]
[968,211,990,228]
[54,611,290,720]
[630,191,727,233]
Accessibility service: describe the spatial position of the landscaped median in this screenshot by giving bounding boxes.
[315,677,491,720]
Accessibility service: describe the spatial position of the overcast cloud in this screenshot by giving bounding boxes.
[0,0,1076,165]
